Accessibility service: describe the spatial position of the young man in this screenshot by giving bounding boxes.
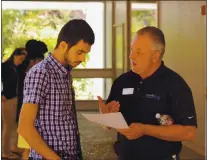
[18,19,95,160]
[99,26,197,160]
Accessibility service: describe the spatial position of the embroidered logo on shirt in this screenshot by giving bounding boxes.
[188,116,194,119]
[145,94,160,100]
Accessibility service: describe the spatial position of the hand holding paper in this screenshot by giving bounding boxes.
[81,112,129,129]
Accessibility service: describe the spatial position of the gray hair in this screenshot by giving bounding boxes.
[136,26,165,58]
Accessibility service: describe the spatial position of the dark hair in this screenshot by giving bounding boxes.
[55,19,95,49]
[136,26,165,57]
[6,48,26,63]
[25,39,48,60]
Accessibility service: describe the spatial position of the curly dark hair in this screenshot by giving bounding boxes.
[25,39,48,60]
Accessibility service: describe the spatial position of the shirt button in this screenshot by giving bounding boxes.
[140,81,143,84]
[138,88,140,91]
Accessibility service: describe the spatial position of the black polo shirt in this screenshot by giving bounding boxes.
[107,62,197,160]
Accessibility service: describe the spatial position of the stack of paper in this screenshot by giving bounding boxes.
[81,112,128,129]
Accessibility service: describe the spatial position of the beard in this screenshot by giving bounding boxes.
[64,47,72,67]
[64,48,81,68]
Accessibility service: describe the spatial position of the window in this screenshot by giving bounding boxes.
[131,2,158,38]
[2,1,111,102]
[2,1,104,69]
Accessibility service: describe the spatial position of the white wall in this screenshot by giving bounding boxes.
[159,1,206,155]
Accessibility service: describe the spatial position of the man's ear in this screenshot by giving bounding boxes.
[152,50,161,62]
[57,41,69,52]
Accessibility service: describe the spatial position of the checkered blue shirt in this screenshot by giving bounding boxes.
[23,54,81,160]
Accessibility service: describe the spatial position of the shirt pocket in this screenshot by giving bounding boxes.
[140,94,169,116]
[119,94,136,111]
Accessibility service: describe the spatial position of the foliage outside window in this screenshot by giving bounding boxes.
[131,3,157,38]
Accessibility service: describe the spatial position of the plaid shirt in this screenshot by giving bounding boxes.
[23,54,82,160]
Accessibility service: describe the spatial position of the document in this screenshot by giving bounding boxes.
[81,112,129,129]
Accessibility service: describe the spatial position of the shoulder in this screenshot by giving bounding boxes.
[2,61,10,69]
[25,60,50,80]
[113,70,137,85]
[2,61,12,75]
[162,66,191,92]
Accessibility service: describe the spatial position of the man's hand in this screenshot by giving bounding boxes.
[97,96,120,114]
[117,123,145,140]
[18,103,60,159]
[49,154,61,160]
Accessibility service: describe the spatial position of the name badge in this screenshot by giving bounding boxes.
[122,88,134,95]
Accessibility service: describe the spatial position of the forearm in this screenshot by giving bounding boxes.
[143,124,196,141]
[18,125,59,159]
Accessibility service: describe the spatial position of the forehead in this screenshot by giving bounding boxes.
[73,40,91,53]
[131,34,153,50]
[16,54,26,57]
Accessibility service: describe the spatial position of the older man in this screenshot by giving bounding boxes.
[99,26,197,160]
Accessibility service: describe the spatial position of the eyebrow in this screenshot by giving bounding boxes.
[78,49,87,53]
[131,48,141,52]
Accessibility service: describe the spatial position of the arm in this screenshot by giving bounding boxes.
[19,68,60,159]
[18,103,60,159]
[1,63,7,102]
[143,124,196,141]
[1,80,5,101]
[118,123,196,142]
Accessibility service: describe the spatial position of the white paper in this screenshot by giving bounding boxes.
[81,112,129,129]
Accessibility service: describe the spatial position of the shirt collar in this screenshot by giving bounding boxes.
[151,61,166,76]
[144,61,167,81]
[46,53,72,75]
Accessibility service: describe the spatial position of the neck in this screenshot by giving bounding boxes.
[26,62,33,72]
[140,61,162,79]
[51,50,67,67]
[10,59,16,67]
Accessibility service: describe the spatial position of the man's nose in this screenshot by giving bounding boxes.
[129,52,135,60]
[80,54,86,62]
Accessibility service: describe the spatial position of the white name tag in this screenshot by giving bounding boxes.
[122,88,134,95]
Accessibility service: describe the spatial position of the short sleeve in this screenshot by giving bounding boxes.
[169,79,197,127]
[23,69,49,105]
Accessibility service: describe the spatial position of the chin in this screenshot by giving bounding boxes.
[132,68,140,75]
[131,68,136,72]
[72,63,80,68]
[75,63,80,67]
